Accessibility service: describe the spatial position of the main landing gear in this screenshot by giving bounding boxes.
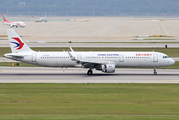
[153,67,157,75]
[87,69,93,75]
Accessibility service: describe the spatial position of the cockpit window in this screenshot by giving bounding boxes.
[163,56,169,59]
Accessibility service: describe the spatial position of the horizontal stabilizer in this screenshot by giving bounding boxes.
[3,53,24,59]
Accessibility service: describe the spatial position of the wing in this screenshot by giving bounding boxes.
[67,51,102,68]
[77,59,102,68]
[10,23,17,27]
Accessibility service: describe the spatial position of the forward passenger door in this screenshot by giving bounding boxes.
[153,53,158,62]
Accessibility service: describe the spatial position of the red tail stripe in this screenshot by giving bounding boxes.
[12,37,24,50]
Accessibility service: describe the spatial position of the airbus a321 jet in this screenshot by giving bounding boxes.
[2,13,26,28]
[4,29,175,75]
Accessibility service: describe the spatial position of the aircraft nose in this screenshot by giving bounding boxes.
[170,58,175,65]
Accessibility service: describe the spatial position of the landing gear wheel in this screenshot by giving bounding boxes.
[153,67,157,75]
[154,72,157,75]
[87,70,93,75]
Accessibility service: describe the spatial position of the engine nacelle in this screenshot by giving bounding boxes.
[10,25,14,28]
[102,64,115,73]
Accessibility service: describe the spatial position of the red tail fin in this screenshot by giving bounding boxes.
[2,13,7,21]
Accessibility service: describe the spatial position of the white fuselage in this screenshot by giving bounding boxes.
[39,17,47,22]
[5,29,175,75]
[4,21,26,28]
[5,51,175,68]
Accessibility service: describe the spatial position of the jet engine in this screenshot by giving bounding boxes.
[102,64,115,73]
[10,25,14,28]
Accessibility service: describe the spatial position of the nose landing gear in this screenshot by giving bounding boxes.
[153,67,157,75]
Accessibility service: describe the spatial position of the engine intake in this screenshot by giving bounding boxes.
[102,64,115,73]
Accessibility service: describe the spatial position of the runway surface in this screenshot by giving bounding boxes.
[0,67,179,83]
[1,18,179,41]
[1,18,179,48]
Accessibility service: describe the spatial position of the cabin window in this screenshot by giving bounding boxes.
[163,56,169,59]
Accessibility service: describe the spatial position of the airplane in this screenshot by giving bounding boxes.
[3,29,175,75]
[2,13,26,28]
[39,17,47,22]
[39,12,47,22]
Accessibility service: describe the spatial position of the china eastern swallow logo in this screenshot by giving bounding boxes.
[10,37,24,50]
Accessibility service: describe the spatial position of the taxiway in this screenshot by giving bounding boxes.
[0,67,179,83]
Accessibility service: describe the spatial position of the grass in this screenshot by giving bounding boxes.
[0,83,179,120]
[1,47,179,57]
[0,115,179,120]
[0,62,39,67]
[0,61,179,69]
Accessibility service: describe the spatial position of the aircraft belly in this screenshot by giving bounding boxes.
[120,60,140,67]
[139,59,153,67]
[64,60,76,67]
[56,59,76,67]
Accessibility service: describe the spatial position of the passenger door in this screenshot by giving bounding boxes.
[153,53,158,62]
[119,54,124,62]
[32,53,36,62]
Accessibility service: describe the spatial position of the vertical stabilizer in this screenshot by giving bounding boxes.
[2,13,7,21]
[7,29,33,53]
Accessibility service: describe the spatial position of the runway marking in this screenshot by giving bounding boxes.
[94,22,117,34]
[158,22,166,35]
[161,23,169,35]
[1,70,13,71]
[137,80,179,83]
[113,21,129,40]
[11,80,58,83]
[1,58,7,62]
